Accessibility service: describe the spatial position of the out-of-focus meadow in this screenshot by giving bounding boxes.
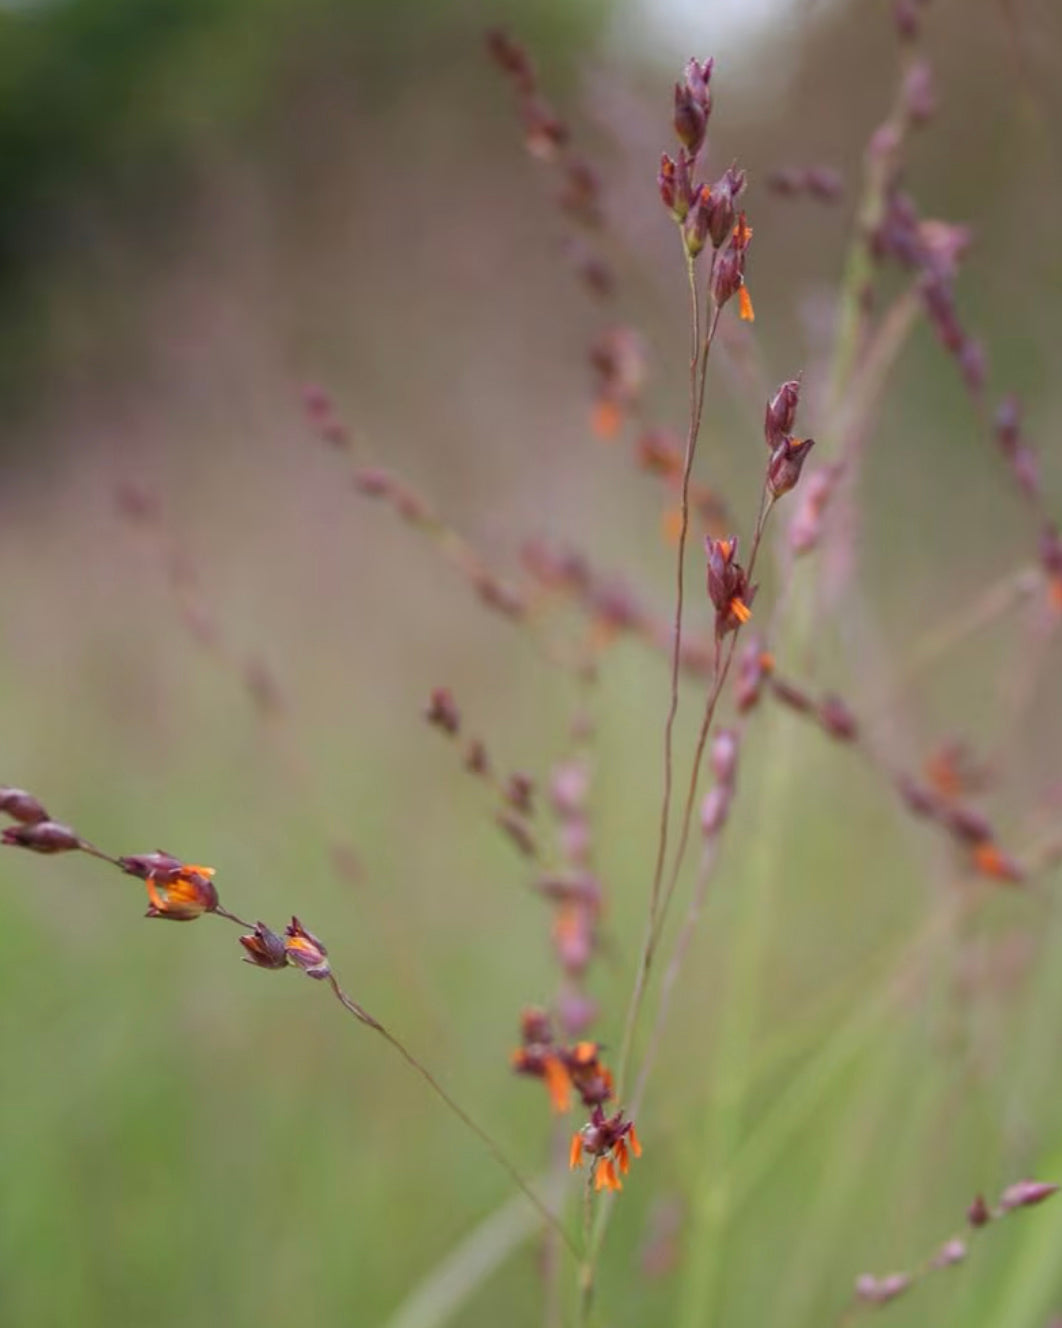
[3,1,1062,1325]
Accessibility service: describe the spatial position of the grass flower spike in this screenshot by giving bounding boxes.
[570,1107,642,1193]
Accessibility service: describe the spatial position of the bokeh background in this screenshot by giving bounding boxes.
[2,0,1062,1325]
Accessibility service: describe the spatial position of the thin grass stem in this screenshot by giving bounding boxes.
[645,250,717,938]
[610,256,722,1130]
[650,487,775,963]
[324,975,578,1258]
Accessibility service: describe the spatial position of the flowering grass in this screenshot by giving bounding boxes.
[3,4,1062,1327]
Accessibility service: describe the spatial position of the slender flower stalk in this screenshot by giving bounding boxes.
[614,484,776,1107]
[648,259,722,938]
[6,22,1062,1328]
[619,276,726,1094]
[631,837,720,1118]
[324,975,578,1256]
[1,801,577,1260]
[652,487,776,952]
[840,1180,1058,1323]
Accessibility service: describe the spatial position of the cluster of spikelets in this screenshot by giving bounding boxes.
[4,16,1062,1328]
[511,1008,641,1193]
[0,788,333,979]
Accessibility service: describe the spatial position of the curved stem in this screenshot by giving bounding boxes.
[213,904,256,929]
[78,841,124,869]
[326,976,578,1259]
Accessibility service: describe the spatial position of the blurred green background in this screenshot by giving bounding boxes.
[3,0,1062,1325]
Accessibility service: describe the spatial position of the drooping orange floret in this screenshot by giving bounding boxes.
[512,1046,573,1113]
[569,1106,640,1195]
[594,1158,621,1192]
[615,1138,631,1175]
[145,877,168,912]
[738,285,755,322]
[730,597,752,624]
[543,1053,572,1113]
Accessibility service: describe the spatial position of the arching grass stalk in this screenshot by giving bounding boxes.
[2,811,580,1264]
[324,975,579,1259]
